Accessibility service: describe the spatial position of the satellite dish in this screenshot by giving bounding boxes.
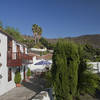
[0,74,2,79]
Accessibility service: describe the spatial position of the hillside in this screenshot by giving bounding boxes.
[5,28,100,49]
[47,34,100,48]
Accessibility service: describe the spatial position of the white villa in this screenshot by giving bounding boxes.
[0,29,33,96]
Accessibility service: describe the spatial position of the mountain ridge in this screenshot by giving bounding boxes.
[46,34,100,48]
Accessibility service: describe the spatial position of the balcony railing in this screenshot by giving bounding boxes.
[7,52,33,67]
[7,52,22,67]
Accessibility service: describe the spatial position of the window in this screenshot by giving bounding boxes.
[8,68,12,82]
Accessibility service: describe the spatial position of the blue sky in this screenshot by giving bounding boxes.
[0,0,100,38]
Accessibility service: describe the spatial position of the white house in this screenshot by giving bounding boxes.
[0,29,33,96]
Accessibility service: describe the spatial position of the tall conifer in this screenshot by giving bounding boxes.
[51,40,79,100]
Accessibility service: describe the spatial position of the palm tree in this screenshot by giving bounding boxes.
[37,26,42,43]
[32,24,38,44]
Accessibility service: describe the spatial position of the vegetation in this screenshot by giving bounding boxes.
[22,39,34,48]
[33,42,44,49]
[0,21,24,42]
[14,72,21,84]
[47,34,100,49]
[40,37,55,49]
[48,40,100,100]
[0,21,35,48]
[1,20,100,51]
[83,44,100,62]
[32,24,42,44]
[44,71,52,88]
[51,40,79,100]
[0,21,3,29]
[27,68,31,77]
[77,45,100,99]
[42,51,49,55]
[2,23,53,49]
[5,26,24,42]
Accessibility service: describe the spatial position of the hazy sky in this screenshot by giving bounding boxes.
[0,0,100,38]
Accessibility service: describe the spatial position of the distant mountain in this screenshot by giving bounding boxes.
[46,34,100,48]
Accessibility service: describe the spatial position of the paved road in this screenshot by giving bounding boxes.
[0,77,46,100]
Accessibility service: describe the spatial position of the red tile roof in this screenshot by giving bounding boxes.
[36,54,53,60]
[28,53,53,60]
[28,53,40,57]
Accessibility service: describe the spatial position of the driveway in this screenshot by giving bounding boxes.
[0,77,46,100]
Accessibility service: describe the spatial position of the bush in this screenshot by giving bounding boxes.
[27,68,31,77]
[14,72,21,84]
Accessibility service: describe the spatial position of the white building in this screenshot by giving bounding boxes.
[27,53,52,72]
[88,62,100,73]
[0,29,33,96]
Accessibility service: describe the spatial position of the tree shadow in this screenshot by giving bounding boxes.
[21,76,47,100]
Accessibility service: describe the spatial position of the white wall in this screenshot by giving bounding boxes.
[12,40,16,52]
[0,32,30,96]
[25,47,27,54]
[31,48,47,52]
[20,44,24,53]
[88,62,100,73]
[0,33,16,96]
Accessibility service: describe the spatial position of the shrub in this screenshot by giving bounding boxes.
[14,72,21,84]
[27,68,31,77]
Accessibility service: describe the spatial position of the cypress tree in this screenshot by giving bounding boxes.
[51,40,79,100]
